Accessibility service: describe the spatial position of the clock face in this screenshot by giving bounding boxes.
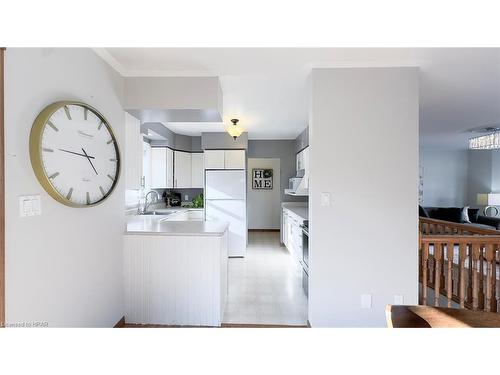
[30,102,120,207]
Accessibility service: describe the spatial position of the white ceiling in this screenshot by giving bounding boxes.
[97,48,500,147]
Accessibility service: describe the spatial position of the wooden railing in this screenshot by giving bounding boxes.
[419,217,500,236]
[419,218,500,313]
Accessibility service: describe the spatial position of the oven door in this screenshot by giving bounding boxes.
[302,267,308,297]
[302,227,309,268]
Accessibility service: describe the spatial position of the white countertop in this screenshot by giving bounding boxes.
[125,213,228,236]
[282,203,308,221]
[125,205,203,216]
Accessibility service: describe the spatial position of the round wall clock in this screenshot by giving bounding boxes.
[29,101,121,207]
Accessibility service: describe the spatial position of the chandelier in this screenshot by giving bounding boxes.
[469,131,500,150]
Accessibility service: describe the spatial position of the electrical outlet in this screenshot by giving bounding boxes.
[361,294,372,309]
[321,192,331,206]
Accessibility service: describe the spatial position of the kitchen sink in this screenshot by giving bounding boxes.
[141,209,179,216]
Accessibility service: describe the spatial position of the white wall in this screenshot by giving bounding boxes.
[5,48,125,327]
[419,148,468,207]
[309,67,419,327]
[465,149,500,214]
[247,158,281,229]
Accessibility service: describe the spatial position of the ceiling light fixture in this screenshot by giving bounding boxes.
[469,131,500,150]
[226,118,243,140]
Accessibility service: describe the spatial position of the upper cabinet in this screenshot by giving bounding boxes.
[224,150,246,169]
[149,148,241,189]
[204,149,245,170]
[151,147,167,188]
[173,151,192,188]
[142,142,152,191]
[125,112,143,190]
[296,147,309,173]
[166,148,174,188]
[150,147,203,189]
[204,150,225,169]
[191,153,204,188]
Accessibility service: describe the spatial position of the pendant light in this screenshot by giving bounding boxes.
[226,118,243,140]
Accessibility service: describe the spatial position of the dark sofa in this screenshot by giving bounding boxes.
[420,206,500,231]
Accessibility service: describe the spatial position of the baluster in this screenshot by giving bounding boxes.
[422,242,429,306]
[479,245,485,310]
[472,243,480,310]
[458,243,466,308]
[467,244,473,304]
[440,244,446,293]
[434,243,443,306]
[447,241,454,307]
[494,245,499,313]
[419,242,422,282]
[485,243,496,312]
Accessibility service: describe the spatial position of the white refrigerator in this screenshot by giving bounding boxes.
[205,170,247,257]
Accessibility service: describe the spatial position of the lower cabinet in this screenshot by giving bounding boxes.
[281,208,304,265]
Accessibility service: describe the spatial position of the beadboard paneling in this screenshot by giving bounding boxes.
[124,232,228,327]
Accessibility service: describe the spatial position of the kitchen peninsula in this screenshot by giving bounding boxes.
[124,214,229,327]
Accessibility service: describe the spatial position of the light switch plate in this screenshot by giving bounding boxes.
[394,294,404,305]
[19,195,42,217]
[361,294,372,309]
[321,192,331,206]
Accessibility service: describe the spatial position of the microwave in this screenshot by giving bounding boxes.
[289,177,302,191]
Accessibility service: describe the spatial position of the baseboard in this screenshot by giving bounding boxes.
[120,322,308,328]
[113,316,126,328]
[248,229,280,232]
[221,323,308,328]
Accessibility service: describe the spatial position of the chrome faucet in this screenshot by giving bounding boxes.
[140,190,160,214]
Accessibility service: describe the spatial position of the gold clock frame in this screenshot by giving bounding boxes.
[29,100,121,208]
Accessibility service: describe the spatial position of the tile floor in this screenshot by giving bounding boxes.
[223,231,308,325]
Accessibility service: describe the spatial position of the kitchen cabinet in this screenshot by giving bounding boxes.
[191,153,204,188]
[281,207,306,265]
[296,146,309,173]
[224,150,245,169]
[150,147,201,189]
[174,151,192,188]
[142,142,152,191]
[124,112,143,190]
[282,210,289,246]
[151,147,167,188]
[166,148,174,188]
[204,150,225,169]
[204,149,245,170]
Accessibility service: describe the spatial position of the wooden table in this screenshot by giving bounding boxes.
[386,305,500,328]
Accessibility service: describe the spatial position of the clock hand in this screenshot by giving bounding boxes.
[58,148,96,159]
[82,148,98,175]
